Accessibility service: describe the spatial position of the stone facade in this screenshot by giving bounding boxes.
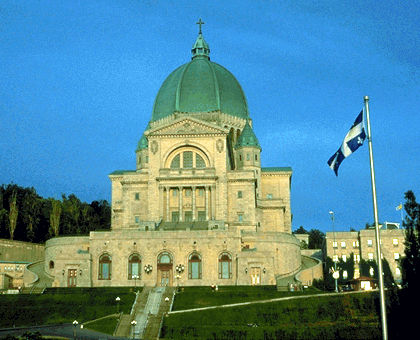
[325,225,405,282]
[44,26,317,288]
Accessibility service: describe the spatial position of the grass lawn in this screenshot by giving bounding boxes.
[0,287,138,328]
[172,285,324,310]
[163,287,381,339]
[84,315,120,335]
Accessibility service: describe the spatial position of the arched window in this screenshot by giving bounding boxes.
[219,253,232,279]
[128,254,141,280]
[188,253,202,279]
[168,147,208,169]
[49,261,54,269]
[99,254,111,280]
[158,252,173,265]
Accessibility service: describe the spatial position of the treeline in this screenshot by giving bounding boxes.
[0,183,111,243]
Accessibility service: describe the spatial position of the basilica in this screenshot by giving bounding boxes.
[44,23,321,288]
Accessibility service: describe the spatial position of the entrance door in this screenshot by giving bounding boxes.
[67,269,77,287]
[157,252,173,286]
[160,270,170,286]
[250,267,261,286]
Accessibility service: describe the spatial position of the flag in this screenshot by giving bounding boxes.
[327,110,367,176]
[396,203,402,211]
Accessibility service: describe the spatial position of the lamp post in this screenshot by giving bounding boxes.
[72,320,78,340]
[131,320,137,339]
[132,274,139,290]
[115,296,121,314]
[329,211,339,293]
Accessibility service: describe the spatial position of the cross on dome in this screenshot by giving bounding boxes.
[196,18,205,34]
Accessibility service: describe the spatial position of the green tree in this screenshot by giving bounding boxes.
[337,253,355,283]
[293,226,308,234]
[308,229,325,249]
[400,190,420,290]
[49,199,62,237]
[8,191,18,239]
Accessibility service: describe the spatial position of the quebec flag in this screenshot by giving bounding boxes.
[327,110,366,176]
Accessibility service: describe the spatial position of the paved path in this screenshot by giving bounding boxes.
[132,287,166,339]
[0,323,127,339]
[169,290,373,314]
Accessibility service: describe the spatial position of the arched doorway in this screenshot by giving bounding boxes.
[157,252,173,286]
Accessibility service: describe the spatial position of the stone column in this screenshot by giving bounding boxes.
[179,186,183,222]
[166,187,170,222]
[159,186,164,220]
[192,186,196,221]
[205,186,209,221]
[211,184,216,220]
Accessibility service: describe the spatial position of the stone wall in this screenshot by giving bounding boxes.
[0,239,44,262]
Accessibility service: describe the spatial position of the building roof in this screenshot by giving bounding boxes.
[136,134,148,151]
[235,121,261,150]
[151,30,249,122]
[261,167,292,172]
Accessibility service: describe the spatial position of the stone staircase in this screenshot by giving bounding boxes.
[113,314,132,337]
[142,287,175,340]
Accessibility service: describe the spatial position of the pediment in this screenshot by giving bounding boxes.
[146,117,229,136]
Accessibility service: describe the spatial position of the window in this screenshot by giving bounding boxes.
[219,253,232,279]
[172,189,178,197]
[267,193,273,199]
[367,239,373,247]
[169,149,207,169]
[135,216,140,224]
[238,213,244,223]
[184,211,193,222]
[197,211,206,221]
[393,239,399,246]
[99,254,111,280]
[341,241,346,248]
[255,154,258,161]
[332,241,338,248]
[128,254,141,280]
[185,189,191,197]
[369,267,374,276]
[353,241,359,248]
[394,253,400,260]
[188,253,202,279]
[354,254,360,263]
[368,253,374,260]
[343,270,348,279]
[198,189,204,196]
[171,154,180,168]
[196,153,205,168]
[237,191,243,198]
[171,211,179,222]
[49,261,54,269]
[183,151,193,168]
[333,255,338,262]
[158,252,172,264]
[342,255,347,262]
[246,153,250,161]
[134,193,140,200]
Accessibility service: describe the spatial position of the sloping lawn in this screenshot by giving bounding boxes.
[172,285,323,310]
[163,289,381,339]
[0,287,138,328]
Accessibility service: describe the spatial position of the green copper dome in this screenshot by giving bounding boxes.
[151,29,249,122]
[136,133,148,151]
[235,121,261,150]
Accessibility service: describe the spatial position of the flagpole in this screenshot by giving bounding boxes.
[364,95,388,340]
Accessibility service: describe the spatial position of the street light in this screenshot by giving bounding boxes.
[72,320,78,340]
[131,320,137,339]
[329,211,339,293]
[115,296,121,314]
[132,274,139,289]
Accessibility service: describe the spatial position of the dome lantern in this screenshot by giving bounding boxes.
[191,19,210,60]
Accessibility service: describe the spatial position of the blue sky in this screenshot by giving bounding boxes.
[1,1,419,233]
